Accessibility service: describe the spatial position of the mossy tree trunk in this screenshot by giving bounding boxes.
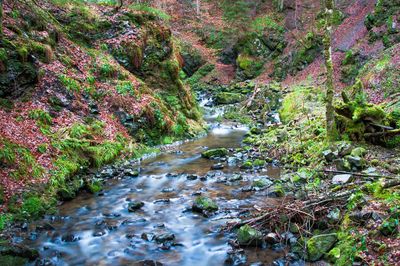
[323,0,336,141]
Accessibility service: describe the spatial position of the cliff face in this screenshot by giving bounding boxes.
[0,0,202,208]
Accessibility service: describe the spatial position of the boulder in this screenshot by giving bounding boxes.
[237,224,263,246]
[306,233,337,262]
[332,174,352,184]
[192,196,219,213]
[201,148,228,159]
[128,201,145,212]
[215,92,245,105]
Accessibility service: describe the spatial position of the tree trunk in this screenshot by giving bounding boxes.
[0,0,3,35]
[196,0,200,15]
[323,0,336,141]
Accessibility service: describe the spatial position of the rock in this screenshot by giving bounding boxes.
[265,233,279,244]
[133,260,163,266]
[105,220,119,230]
[128,201,145,212]
[228,174,243,182]
[186,174,198,180]
[93,229,107,237]
[322,149,338,162]
[332,174,352,184]
[350,147,367,158]
[215,92,245,104]
[327,208,341,223]
[227,157,238,166]
[161,187,174,193]
[334,159,351,171]
[346,155,365,170]
[124,169,139,178]
[379,218,398,236]
[61,234,80,242]
[153,199,170,204]
[192,196,219,213]
[154,233,175,243]
[141,232,155,241]
[201,148,228,159]
[211,163,224,170]
[237,224,263,246]
[0,243,39,260]
[252,178,273,188]
[306,233,337,262]
[240,160,253,169]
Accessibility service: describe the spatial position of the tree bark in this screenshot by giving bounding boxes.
[196,0,200,15]
[0,0,3,35]
[323,0,336,141]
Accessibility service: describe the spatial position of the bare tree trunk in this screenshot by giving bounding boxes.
[323,0,336,141]
[196,0,200,15]
[0,0,3,35]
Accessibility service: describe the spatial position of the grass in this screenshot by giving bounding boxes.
[129,3,171,21]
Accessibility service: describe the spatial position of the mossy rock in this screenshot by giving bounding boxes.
[201,148,228,159]
[192,196,218,212]
[0,255,28,266]
[306,233,338,262]
[215,92,245,105]
[237,224,263,246]
[240,160,253,169]
[350,147,367,158]
[253,159,266,167]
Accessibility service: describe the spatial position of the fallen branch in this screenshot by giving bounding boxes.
[364,128,400,137]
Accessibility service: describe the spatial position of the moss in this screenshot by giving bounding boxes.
[86,180,103,194]
[236,54,264,79]
[326,231,358,265]
[193,196,219,212]
[237,224,263,246]
[253,159,266,167]
[0,255,28,266]
[20,196,48,219]
[186,64,215,87]
[201,148,228,159]
[240,160,253,169]
[306,233,338,262]
[215,92,245,105]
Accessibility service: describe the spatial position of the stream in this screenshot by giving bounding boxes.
[19,98,285,266]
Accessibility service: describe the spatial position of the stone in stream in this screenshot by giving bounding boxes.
[192,196,219,213]
[61,233,80,242]
[161,187,174,193]
[128,201,145,212]
[132,260,163,266]
[211,163,224,170]
[227,174,243,182]
[93,229,107,237]
[124,169,139,178]
[154,233,175,243]
[265,232,279,245]
[201,148,228,159]
[332,174,352,184]
[186,174,198,180]
[236,224,263,247]
[306,233,337,262]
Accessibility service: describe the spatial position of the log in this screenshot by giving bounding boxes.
[364,128,400,137]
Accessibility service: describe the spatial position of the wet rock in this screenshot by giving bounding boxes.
[201,148,228,159]
[215,92,245,104]
[102,212,121,218]
[105,220,119,231]
[186,174,198,180]
[252,178,273,188]
[240,160,253,169]
[211,163,224,170]
[126,232,135,239]
[192,196,219,213]
[281,232,297,246]
[334,158,351,171]
[153,199,170,204]
[161,187,174,193]
[61,234,80,242]
[93,229,107,237]
[128,201,145,212]
[228,174,243,182]
[154,233,175,243]
[237,224,263,246]
[36,222,55,231]
[306,233,337,262]
[141,232,155,241]
[225,249,247,265]
[0,243,39,260]
[265,232,279,245]
[227,157,238,166]
[166,173,179,178]
[133,260,163,266]
[124,169,139,178]
[332,174,352,184]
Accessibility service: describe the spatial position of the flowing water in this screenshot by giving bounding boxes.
[19,100,285,266]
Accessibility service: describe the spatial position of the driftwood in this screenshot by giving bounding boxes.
[364,128,400,138]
